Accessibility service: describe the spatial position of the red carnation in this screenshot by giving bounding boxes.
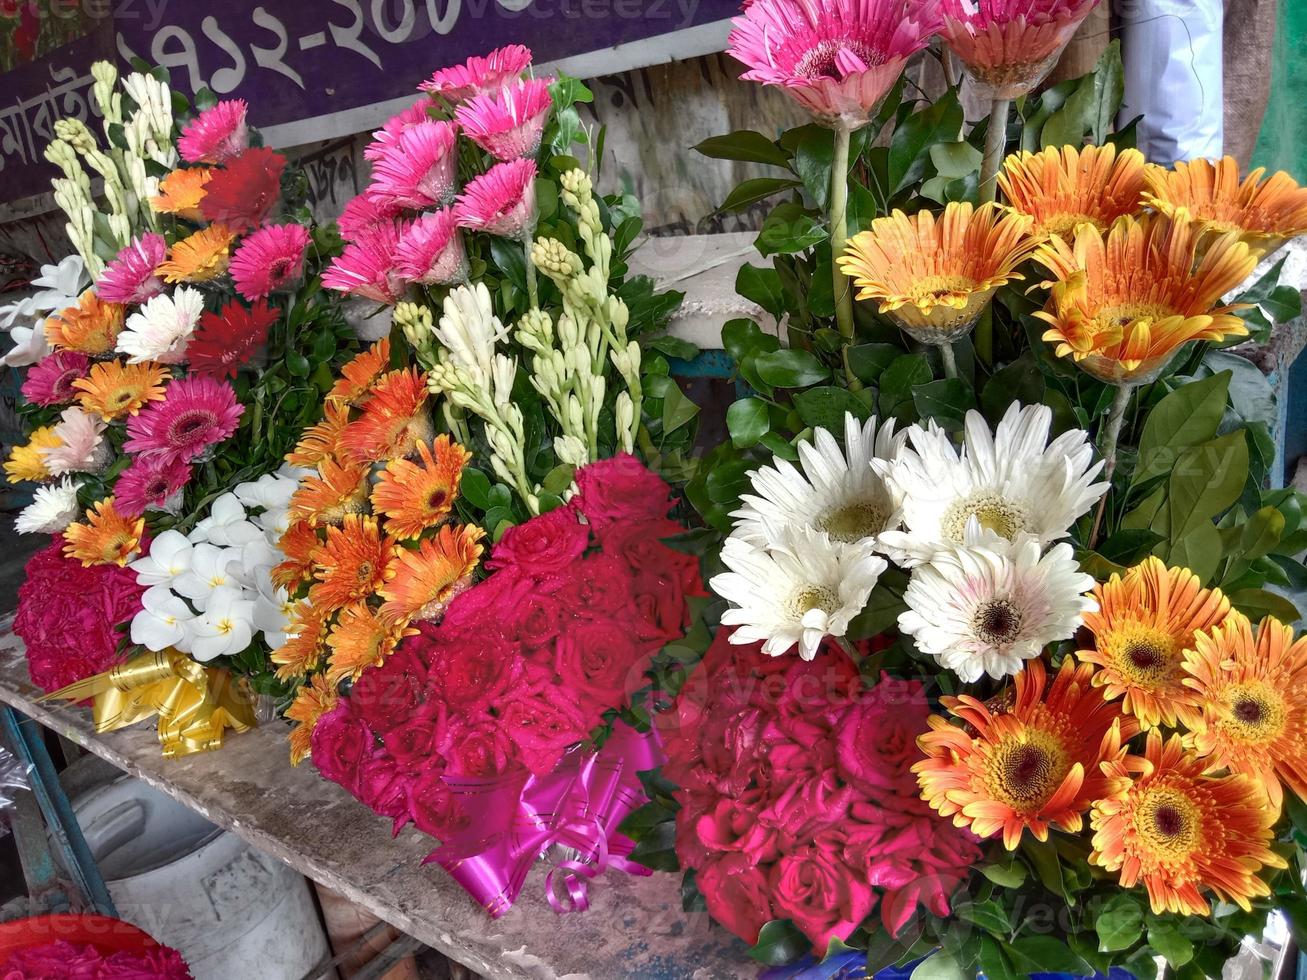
[188,299,279,379]
[199,146,287,231]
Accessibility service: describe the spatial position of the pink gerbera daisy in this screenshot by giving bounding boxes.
[115,454,193,516]
[940,0,1099,99]
[178,99,250,164]
[230,223,312,300]
[419,44,533,103]
[728,0,941,127]
[455,78,553,161]
[123,375,244,463]
[364,100,433,162]
[338,193,403,240]
[454,159,538,240]
[368,120,458,210]
[322,221,410,304]
[395,209,467,285]
[22,350,89,406]
[97,233,167,305]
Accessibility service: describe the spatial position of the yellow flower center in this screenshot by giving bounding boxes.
[1132,786,1201,861]
[984,730,1070,812]
[1099,621,1181,689]
[788,585,839,619]
[1219,682,1287,744]
[215,618,234,636]
[906,274,976,311]
[942,493,1030,543]
[1041,212,1105,238]
[817,500,888,543]
[356,560,374,583]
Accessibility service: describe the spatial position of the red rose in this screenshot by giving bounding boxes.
[440,567,533,633]
[499,687,589,775]
[834,673,930,797]
[768,841,875,951]
[310,700,369,790]
[554,618,649,709]
[697,854,774,946]
[441,716,514,777]
[406,768,470,839]
[356,750,410,824]
[552,554,635,618]
[382,701,445,772]
[351,641,432,732]
[572,453,673,528]
[509,591,564,647]
[486,505,590,574]
[426,629,520,708]
[694,791,779,863]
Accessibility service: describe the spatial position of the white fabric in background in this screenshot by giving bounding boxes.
[1119,0,1225,165]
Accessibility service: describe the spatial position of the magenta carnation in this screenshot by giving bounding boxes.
[97,232,167,305]
[727,0,941,127]
[395,208,467,285]
[368,120,458,210]
[455,77,553,161]
[123,375,244,463]
[322,220,410,304]
[418,44,533,103]
[14,535,145,694]
[454,159,537,240]
[229,223,311,300]
[21,349,89,406]
[114,454,193,516]
[178,98,249,164]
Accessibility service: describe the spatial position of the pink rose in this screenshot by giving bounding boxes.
[351,642,432,732]
[697,853,774,945]
[426,629,519,708]
[551,553,635,618]
[768,841,875,951]
[382,701,445,773]
[554,618,650,710]
[440,566,534,633]
[441,716,514,777]
[834,673,930,797]
[310,700,368,789]
[572,453,673,528]
[356,750,410,824]
[407,768,470,839]
[486,505,590,574]
[500,686,590,775]
[694,791,779,863]
[509,591,564,648]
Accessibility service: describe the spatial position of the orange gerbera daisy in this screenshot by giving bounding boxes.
[339,368,432,464]
[1090,730,1285,916]
[913,656,1137,850]
[286,672,338,766]
[151,167,212,221]
[327,338,391,408]
[371,435,472,538]
[1079,557,1234,731]
[156,224,237,283]
[45,291,126,356]
[62,497,144,567]
[309,515,397,612]
[1033,213,1257,384]
[999,145,1147,239]
[72,360,169,420]
[1143,156,1307,257]
[1182,615,1307,811]
[273,520,323,590]
[286,402,351,469]
[287,456,370,527]
[379,524,484,623]
[325,603,413,685]
[838,202,1041,343]
[4,426,61,484]
[272,602,329,682]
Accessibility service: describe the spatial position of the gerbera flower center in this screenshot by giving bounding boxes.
[942,493,1030,543]
[1042,212,1102,237]
[428,488,449,510]
[906,274,977,310]
[817,500,888,543]
[1101,622,1180,687]
[788,585,839,618]
[1221,683,1287,742]
[973,598,1023,643]
[1093,302,1175,334]
[168,408,218,446]
[794,38,882,80]
[1133,787,1200,860]
[985,731,1069,810]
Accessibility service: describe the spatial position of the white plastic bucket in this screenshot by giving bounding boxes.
[62,776,331,980]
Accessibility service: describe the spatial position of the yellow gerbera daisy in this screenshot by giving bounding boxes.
[379,524,484,623]
[151,167,212,221]
[324,603,413,685]
[72,360,169,420]
[272,601,329,683]
[998,144,1147,238]
[62,497,144,566]
[371,435,472,539]
[286,402,351,469]
[4,426,62,483]
[156,224,237,283]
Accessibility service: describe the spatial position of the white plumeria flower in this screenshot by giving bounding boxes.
[731,412,905,552]
[876,403,1108,567]
[899,538,1098,682]
[2,322,51,367]
[116,285,204,364]
[255,506,291,538]
[129,530,194,588]
[0,293,36,331]
[436,282,508,386]
[234,472,298,511]
[711,524,887,660]
[28,255,89,311]
[253,569,295,649]
[277,463,314,483]
[131,585,198,652]
[189,586,255,661]
[194,494,262,547]
[173,543,241,610]
[230,539,280,589]
[14,478,81,534]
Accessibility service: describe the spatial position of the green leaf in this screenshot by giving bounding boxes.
[1167,521,1223,586]
[929,140,983,178]
[792,126,839,209]
[980,355,1045,423]
[1099,528,1165,566]
[721,318,779,363]
[847,343,902,385]
[549,74,593,108]
[754,349,831,389]
[541,464,575,495]
[955,899,1011,936]
[793,385,868,432]
[1263,284,1302,323]
[726,398,770,448]
[1021,836,1071,904]
[694,130,792,168]
[878,354,932,419]
[645,334,699,360]
[717,177,801,215]
[460,468,492,509]
[1168,430,1249,537]
[1006,936,1093,976]
[757,204,827,256]
[912,378,972,429]
[977,937,1017,980]
[889,90,964,195]
[1226,587,1302,622]
[661,383,700,434]
[747,919,809,966]
[490,236,527,293]
[909,952,969,980]
[1147,920,1194,968]
[1240,506,1286,559]
[736,265,787,320]
[1133,372,1230,486]
[1095,894,1144,952]
[979,852,1027,889]
[286,351,310,377]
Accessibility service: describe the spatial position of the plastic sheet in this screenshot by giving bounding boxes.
[0,742,31,833]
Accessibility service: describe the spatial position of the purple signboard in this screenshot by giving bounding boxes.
[0,0,738,203]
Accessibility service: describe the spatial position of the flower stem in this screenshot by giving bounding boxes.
[975,99,1010,365]
[523,236,539,308]
[830,123,856,370]
[939,342,959,380]
[1089,384,1133,548]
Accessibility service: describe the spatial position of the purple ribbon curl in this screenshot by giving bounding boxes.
[425,721,665,917]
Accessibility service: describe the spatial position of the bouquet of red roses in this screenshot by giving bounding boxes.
[309,455,703,914]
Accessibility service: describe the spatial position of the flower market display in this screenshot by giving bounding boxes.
[1,4,1307,978]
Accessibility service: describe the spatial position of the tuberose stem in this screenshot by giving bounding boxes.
[830,122,855,348]
[1089,384,1133,548]
[939,342,959,380]
[975,98,1010,364]
[523,235,539,308]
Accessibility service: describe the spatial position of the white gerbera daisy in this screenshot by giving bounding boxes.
[876,402,1107,566]
[899,538,1097,682]
[731,412,905,551]
[116,285,205,364]
[14,477,80,534]
[710,524,887,660]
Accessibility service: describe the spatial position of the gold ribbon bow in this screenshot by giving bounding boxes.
[40,649,257,757]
